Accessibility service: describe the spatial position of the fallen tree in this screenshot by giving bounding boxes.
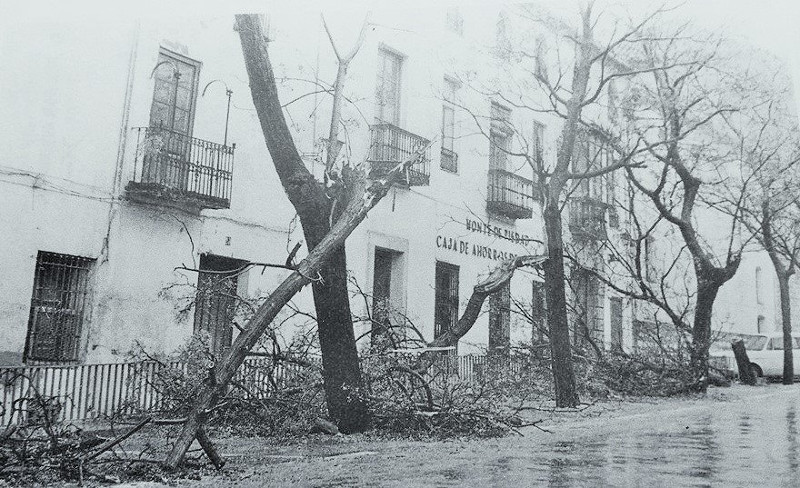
[163,141,431,470]
[413,255,547,373]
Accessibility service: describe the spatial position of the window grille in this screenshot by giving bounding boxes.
[25,252,94,363]
[194,254,244,357]
[434,262,460,339]
[573,268,604,348]
[531,281,547,344]
[489,282,511,356]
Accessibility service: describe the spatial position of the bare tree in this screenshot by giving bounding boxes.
[712,76,800,384]
[162,14,433,468]
[475,3,666,407]
[620,28,770,386]
[235,13,372,434]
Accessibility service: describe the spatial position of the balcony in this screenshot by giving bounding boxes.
[367,123,431,186]
[486,169,534,219]
[569,197,608,240]
[127,127,234,212]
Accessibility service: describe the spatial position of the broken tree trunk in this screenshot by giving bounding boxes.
[163,145,431,469]
[236,13,372,433]
[414,255,547,373]
[731,338,756,386]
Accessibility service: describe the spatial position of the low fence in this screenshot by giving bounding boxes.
[0,355,525,426]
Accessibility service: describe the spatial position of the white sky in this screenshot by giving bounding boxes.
[5,0,800,98]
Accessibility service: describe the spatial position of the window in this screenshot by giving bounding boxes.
[25,252,94,362]
[573,131,613,202]
[643,236,655,281]
[573,269,604,348]
[531,281,547,344]
[610,297,623,350]
[755,267,763,304]
[489,283,511,356]
[372,248,394,340]
[441,78,459,172]
[376,47,403,125]
[608,79,619,122]
[446,7,464,36]
[495,12,511,60]
[757,315,766,334]
[532,121,545,168]
[490,102,512,170]
[434,262,459,340]
[534,36,547,80]
[150,48,201,135]
[194,254,245,356]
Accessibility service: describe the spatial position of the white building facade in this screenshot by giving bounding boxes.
[0,4,682,366]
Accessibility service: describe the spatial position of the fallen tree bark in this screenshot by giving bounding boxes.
[163,145,431,469]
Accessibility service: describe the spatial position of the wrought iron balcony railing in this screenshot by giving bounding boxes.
[569,197,608,240]
[367,123,431,186]
[128,127,234,211]
[486,168,534,219]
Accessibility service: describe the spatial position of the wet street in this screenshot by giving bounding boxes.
[155,385,800,487]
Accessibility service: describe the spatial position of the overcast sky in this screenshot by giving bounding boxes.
[6,0,800,103]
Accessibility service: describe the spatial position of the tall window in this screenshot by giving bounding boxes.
[446,7,464,36]
[490,102,512,170]
[441,78,459,172]
[532,121,545,167]
[495,12,511,60]
[610,297,623,350]
[757,315,766,333]
[573,269,604,348]
[489,283,511,356]
[573,131,613,202]
[531,281,547,344]
[755,266,763,304]
[150,48,201,135]
[534,36,547,80]
[376,47,403,125]
[434,262,459,339]
[194,254,245,357]
[25,252,94,362]
[372,248,394,340]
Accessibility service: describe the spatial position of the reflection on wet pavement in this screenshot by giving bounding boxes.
[424,389,800,487]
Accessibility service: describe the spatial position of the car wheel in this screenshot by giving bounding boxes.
[749,363,763,378]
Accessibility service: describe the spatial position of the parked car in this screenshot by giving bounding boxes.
[710,333,800,379]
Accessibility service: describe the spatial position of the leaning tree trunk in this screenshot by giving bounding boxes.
[236,14,370,433]
[414,255,547,373]
[163,149,428,468]
[543,201,579,407]
[777,270,794,384]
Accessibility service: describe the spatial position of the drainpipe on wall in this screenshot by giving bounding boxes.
[100,19,140,264]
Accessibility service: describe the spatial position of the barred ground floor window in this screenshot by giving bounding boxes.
[25,251,94,363]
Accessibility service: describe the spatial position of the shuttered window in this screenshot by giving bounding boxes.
[149,48,201,136]
[25,252,94,363]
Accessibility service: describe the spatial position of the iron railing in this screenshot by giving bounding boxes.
[0,354,526,425]
[440,147,458,173]
[367,123,431,186]
[129,127,234,210]
[569,197,608,240]
[0,358,308,425]
[486,168,534,219]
